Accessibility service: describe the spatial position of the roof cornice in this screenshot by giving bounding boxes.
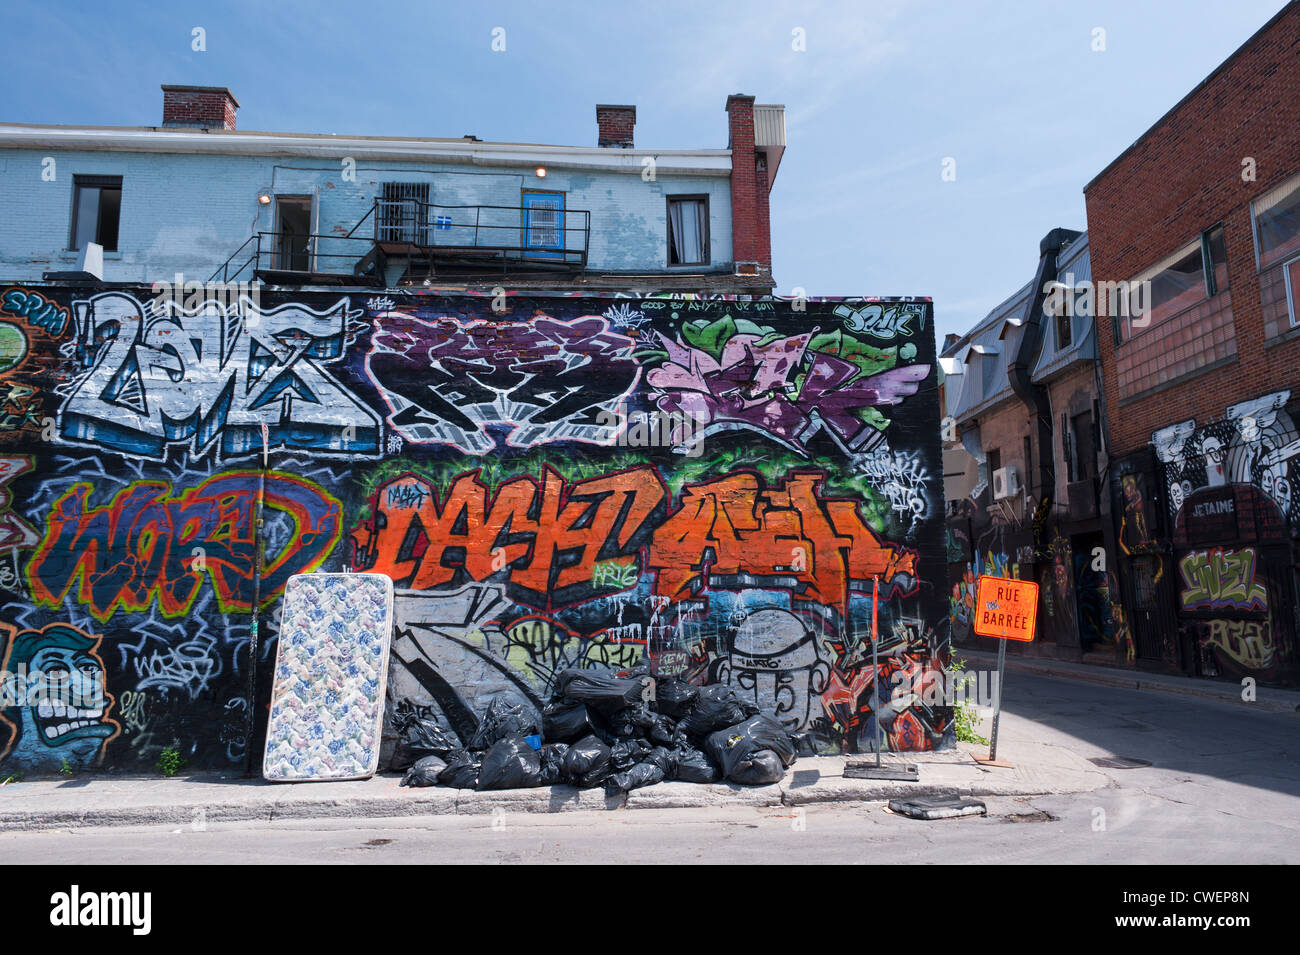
[0,124,733,175]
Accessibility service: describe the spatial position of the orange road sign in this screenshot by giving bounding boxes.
[973,575,1038,642]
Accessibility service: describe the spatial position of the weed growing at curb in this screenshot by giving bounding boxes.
[951,656,990,746]
[157,746,186,778]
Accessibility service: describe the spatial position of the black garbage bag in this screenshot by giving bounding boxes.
[609,738,653,772]
[608,702,657,739]
[705,715,798,784]
[539,743,570,785]
[605,760,666,795]
[562,734,611,788]
[390,715,460,771]
[477,734,544,790]
[554,668,647,714]
[678,685,759,739]
[671,744,720,784]
[643,746,675,776]
[437,749,482,789]
[647,714,680,747]
[726,749,785,785]
[654,678,699,719]
[469,699,540,751]
[399,754,448,787]
[542,700,603,743]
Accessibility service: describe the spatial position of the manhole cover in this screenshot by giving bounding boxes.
[1089,756,1152,769]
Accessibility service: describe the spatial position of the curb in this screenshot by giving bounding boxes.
[0,775,1094,832]
[958,650,1300,714]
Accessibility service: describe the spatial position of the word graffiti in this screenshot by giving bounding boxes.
[852,444,930,526]
[1,287,71,337]
[366,313,639,454]
[352,467,666,606]
[1178,547,1268,612]
[60,292,379,460]
[27,471,342,620]
[649,470,918,607]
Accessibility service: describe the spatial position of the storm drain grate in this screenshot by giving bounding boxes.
[1088,756,1152,769]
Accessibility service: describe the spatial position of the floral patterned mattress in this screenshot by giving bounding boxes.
[263,573,395,782]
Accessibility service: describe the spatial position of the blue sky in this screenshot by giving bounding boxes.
[1,0,1289,341]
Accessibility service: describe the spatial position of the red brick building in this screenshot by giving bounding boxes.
[1084,1,1300,684]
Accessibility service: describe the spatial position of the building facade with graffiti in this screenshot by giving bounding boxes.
[941,231,1128,665]
[1085,2,1300,686]
[942,5,1300,688]
[0,286,948,773]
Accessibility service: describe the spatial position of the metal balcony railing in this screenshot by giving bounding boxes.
[373,198,590,268]
[210,198,591,284]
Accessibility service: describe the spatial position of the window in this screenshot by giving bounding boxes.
[379,182,430,244]
[1285,256,1300,328]
[1044,278,1072,349]
[1071,411,1095,482]
[667,195,708,266]
[986,448,1001,482]
[979,349,1001,397]
[1056,308,1072,349]
[1202,224,1229,296]
[1118,229,1220,342]
[1061,412,1075,482]
[522,190,565,256]
[70,176,122,251]
[1253,170,1300,270]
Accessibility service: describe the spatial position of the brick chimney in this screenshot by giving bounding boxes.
[596,105,636,148]
[161,85,239,130]
[725,93,771,274]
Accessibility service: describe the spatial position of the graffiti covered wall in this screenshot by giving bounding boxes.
[0,287,947,772]
[1151,392,1300,683]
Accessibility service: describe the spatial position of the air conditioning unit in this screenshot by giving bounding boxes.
[992,465,1020,500]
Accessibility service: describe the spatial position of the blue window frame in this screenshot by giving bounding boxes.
[522,190,565,258]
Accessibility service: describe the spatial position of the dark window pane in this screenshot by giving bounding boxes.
[96,187,121,251]
[1204,224,1227,294]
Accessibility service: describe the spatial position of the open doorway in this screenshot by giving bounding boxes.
[275,196,312,271]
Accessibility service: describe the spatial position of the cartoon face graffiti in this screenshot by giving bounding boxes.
[716,609,830,731]
[1169,479,1186,513]
[0,623,120,771]
[1202,435,1226,486]
[1261,463,1292,519]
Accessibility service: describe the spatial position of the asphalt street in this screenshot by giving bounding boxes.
[3,671,1296,863]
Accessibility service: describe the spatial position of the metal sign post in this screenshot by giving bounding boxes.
[983,637,1009,765]
[844,575,918,781]
[243,424,270,777]
[971,574,1037,769]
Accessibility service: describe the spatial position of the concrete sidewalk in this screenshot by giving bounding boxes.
[957,648,1300,714]
[0,741,1110,831]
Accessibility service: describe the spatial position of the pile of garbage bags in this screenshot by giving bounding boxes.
[393,666,799,795]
